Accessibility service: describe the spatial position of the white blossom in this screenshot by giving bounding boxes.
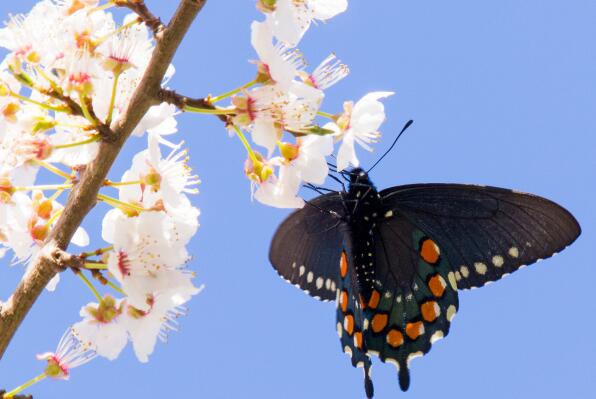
[330,91,394,171]
[264,0,348,46]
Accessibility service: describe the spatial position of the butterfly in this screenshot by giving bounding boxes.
[269,167,580,397]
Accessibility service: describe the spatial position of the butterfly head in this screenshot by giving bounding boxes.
[348,168,372,186]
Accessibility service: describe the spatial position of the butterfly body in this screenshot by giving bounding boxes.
[269,168,580,397]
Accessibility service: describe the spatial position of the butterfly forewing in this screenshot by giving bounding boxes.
[380,184,581,289]
[269,192,347,301]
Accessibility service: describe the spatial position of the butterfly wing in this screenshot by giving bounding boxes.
[379,184,581,290]
[269,192,347,301]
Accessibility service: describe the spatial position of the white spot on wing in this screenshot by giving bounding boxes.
[316,277,324,289]
[492,255,504,268]
[385,210,394,218]
[474,262,488,275]
[460,265,470,278]
[509,247,519,258]
[307,271,314,283]
[407,351,424,366]
[299,266,305,277]
[447,271,458,290]
[430,330,444,344]
[446,305,457,321]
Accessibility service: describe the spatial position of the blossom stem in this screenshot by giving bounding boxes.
[184,105,236,115]
[210,79,258,103]
[76,271,103,302]
[3,372,47,398]
[104,180,142,187]
[55,122,92,130]
[83,262,108,270]
[317,111,337,120]
[14,184,74,192]
[54,135,101,150]
[48,189,65,203]
[106,280,126,296]
[80,246,114,258]
[106,71,121,126]
[97,193,145,213]
[34,66,60,91]
[78,97,97,126]
[95,19,139,47]
[232,125,258,163]
[47,208,64,226]
[89,2,116,14]
[35,161,72,180]
[9,92,65,113]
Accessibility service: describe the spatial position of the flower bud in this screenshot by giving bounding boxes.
[337,101,354,131]
[279,141,299,162]
[143,167,162,192]
[0,177,15,203]
[35,199,54,220]
[32,118,58,134]
[30,222,49,242]
[245,153,273,184]
[44,356,67,379]
[257,0,277,13]
[68,72,94,97]
[0,81,11,97]
[255,62,273,85]
[86,295,122,324]
[2,102,20,123]
[232,95,256,127]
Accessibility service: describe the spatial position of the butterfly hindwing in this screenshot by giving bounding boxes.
[380,184,581,289]
[362,224,459,391]
[335,244,374,397]
[269,193,347,300]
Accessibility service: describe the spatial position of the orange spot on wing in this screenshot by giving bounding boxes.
[340,251,348,279]
[421,301,439,322]
[386,329,404,348]
[428,274,447,298]
[344,314,355,336]
[371,313,388,333]
[406,321,425,340]
[420,238,440,265]
[368,290,381,309]
[354,331,363,349]
[340,290,349,313]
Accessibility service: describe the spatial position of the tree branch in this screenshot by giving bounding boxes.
[158,89,230,123]
[0,0,208,360]
[114,0,164,37]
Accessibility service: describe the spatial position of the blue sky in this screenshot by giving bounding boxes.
[0,1,594,398]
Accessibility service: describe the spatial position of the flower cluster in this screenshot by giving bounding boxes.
[224,0,394,208]
[0,0,200,367]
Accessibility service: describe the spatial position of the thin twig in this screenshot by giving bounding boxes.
[0,389,33,399]
[114,0,164,37]
[0,0,208,360]
[158,89,230,123]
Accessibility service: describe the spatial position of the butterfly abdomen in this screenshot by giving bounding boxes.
[346,169,383,302]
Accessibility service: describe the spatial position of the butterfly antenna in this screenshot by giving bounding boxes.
[367,119,414,174]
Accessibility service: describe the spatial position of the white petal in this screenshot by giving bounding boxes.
[309,0,348,20]
[252,119,278,155]
[71,227,90,247]
[336,133,358,171]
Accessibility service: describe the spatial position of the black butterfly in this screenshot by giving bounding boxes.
[269,167,580,397]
